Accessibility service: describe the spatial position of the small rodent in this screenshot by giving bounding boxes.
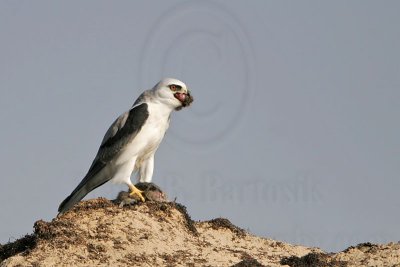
[115,182,168,207]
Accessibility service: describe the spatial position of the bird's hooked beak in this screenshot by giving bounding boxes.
[174,90,193,110]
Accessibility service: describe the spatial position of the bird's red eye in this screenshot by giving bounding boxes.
[169,84,182,92]
[169,85,177,91]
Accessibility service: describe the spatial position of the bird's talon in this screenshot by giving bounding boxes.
[129,186,145,202]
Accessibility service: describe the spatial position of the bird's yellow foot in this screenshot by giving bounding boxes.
[128,184,145,202]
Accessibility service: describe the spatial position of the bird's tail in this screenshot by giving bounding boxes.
[58,186,89,214]
[58,161,108,214]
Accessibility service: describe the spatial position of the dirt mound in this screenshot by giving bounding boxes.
[1,198,399,266]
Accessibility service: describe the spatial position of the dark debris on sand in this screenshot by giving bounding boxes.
[231,258,267,267]
[173,202,198,235]
[280,252,347,267]
[0,234,37,262]
[205,218,246,237]
[342,242,379,253]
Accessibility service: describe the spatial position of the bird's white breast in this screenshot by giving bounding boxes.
[116,102,171,167]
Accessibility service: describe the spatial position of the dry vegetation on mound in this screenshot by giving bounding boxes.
[1,198,399,267]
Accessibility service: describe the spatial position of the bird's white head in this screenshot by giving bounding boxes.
[152,78,193,111]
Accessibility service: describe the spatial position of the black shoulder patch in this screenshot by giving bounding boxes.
[100,103,149,149]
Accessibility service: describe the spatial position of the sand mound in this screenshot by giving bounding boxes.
[1,198,399,266]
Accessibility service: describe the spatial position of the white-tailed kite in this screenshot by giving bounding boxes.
[58,78,193,214]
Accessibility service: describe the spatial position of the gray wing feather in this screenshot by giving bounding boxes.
[101,112,129,146]
[58,103,149,213]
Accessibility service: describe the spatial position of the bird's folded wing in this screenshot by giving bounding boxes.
[87,102,150,172]
[58,103,150,213]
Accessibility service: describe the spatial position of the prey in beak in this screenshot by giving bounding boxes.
[174,90,193,110]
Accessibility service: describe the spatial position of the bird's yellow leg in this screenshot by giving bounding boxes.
[128,184,145,202]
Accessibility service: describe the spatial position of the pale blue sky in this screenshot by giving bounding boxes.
[1,1,399,252]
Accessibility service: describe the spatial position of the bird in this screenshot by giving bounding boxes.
[58,78,193,214]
